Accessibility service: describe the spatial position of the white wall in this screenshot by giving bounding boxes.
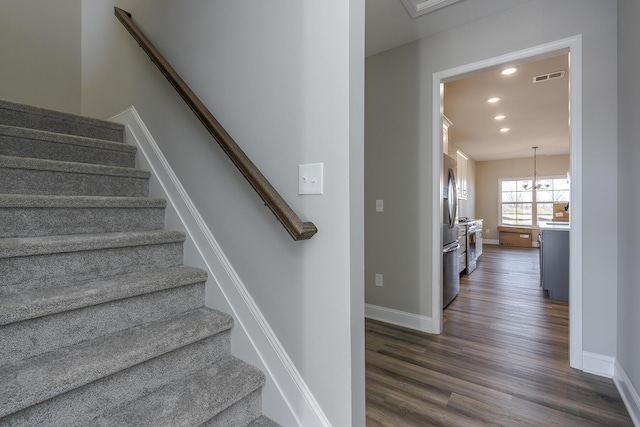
[81,1,364,426]
[0,0,81,113]
[617,0,640,415]
[349,0,366,424]
[365,0,618,358]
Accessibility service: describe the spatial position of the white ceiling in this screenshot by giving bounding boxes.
[444,53,570,162]
[365,0,534,57]
[365,0,569,162]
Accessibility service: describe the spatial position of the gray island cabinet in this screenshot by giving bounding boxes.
[539,224,569,302]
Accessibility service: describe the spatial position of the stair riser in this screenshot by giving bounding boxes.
[1,242,184,293]
[0,207,165,238]
[0,333,231,426]
[0,283,205,366]
[0,134,135,168]
[202,390,262,427]
[0,167,148,197]
[0,102,124,142]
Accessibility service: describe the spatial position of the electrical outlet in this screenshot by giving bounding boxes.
[376,200,384,212]
[486,228,491,234]
[375,274,383,287]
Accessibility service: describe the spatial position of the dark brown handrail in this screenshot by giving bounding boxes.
[114,7,317,241]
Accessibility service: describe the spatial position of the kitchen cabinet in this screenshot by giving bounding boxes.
[450,149,468,200]
[443,115,452,154]
[539,228,569,301]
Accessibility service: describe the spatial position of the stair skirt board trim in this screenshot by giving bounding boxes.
[582,351,615,378]
[365,303,434,333]
[614,359,640,427]
[109,106,330,427]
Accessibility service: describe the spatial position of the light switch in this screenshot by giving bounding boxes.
[298,163,324,195]
[376,200,384,212]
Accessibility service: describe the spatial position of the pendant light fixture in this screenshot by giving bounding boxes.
[522,146,550,190]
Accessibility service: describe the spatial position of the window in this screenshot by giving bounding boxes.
[500,177,569,226]
[535,178,570,223]
[500,180,533,226]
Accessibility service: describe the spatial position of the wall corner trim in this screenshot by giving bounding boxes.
[365,304,434,333]
[614,359,640,426]
[108,106,332,427]
[582,351,615,378]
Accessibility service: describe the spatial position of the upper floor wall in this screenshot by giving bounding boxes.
[0,0,81,113]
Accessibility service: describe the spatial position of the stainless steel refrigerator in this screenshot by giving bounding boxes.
[442,154,460,308]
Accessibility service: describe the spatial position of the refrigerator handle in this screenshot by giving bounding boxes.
[448,168,458,227]
[443,243,460,254]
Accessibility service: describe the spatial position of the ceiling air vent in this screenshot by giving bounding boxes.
[533,70,565,83]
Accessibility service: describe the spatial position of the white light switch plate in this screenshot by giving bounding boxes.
[299,163,323,195]
[376,200,384,212]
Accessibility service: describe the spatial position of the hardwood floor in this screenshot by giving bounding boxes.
[366,245,633,426]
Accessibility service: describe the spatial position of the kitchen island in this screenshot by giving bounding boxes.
[539,221,569,301]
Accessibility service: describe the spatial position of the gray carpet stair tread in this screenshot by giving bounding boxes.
[248,416,282,427]
[0,124,134,154]
[0,154,148,178]
[0,100,124,142]
[0,266,208,325]
[0,194,167,238]
[0,124,135,168]
[0,230,185,259]
[0,193,166,208]
[90,356,265,427]
[0,308,233,418]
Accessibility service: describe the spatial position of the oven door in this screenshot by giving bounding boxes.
[467,228,477,274]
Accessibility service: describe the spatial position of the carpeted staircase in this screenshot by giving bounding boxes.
[0,99,278,426]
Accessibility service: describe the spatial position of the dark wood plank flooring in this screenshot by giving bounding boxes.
[366,245,633,426]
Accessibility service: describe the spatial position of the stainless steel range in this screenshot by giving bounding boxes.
[459,219,482,275]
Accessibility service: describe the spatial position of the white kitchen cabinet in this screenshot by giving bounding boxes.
[443,115,452,154]
[452,150,468,200]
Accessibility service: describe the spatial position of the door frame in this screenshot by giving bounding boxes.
[430,35,583,369]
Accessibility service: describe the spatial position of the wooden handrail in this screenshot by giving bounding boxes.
[114,7,317,241]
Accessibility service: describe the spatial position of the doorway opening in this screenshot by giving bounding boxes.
[431,36,583,369]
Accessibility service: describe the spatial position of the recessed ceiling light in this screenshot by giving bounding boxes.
[487,97,500,103]
[494,115,506,120]
[501,67,517,75]
[500,128,510,133]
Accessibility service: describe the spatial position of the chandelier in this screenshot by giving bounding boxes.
[522,146,550,190]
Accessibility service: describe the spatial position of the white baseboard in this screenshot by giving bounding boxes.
[365,304,434,333]
[109,107,330,427]
[614,359,640,427]
[582,351,615,378]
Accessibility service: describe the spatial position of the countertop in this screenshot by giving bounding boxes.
[539,221,570,231]
[458,218,483,225]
